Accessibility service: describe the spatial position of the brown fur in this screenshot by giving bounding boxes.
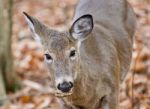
[23,0,136,109]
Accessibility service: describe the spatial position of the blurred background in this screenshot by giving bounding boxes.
[0,0,149,109]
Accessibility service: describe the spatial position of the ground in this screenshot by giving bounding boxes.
[1,0,150,109]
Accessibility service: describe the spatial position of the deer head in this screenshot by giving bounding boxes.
[23,12,93,96]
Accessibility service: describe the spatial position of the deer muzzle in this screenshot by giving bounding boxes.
[55,76,74,97]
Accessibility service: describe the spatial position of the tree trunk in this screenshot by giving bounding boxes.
[0,0,21,105]
[0,68,7,105]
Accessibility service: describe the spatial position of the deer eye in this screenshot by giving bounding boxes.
[69,50,76,60]
[44,54,53,63]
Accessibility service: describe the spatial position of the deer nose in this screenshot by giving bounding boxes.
[57,82,73,92]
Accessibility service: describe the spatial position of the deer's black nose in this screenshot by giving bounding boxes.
[57,82,73,92]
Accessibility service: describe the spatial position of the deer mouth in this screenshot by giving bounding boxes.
[55,90,73,97]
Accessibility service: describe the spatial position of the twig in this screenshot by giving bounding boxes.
[131,42,143,109]
[9,79,55,101]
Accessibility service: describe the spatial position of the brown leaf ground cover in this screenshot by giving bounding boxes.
[1,0,150,109]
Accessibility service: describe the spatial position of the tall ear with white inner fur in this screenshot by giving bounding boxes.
[70,14,93,41]
[23,12,48,43]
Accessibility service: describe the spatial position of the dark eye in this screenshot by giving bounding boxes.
[44,54,52,60]
[69,50,76,58]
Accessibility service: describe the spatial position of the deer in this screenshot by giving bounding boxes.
[23,0,136,108]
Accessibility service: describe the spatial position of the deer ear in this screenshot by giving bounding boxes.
[70,14,93,41]
[23,12,48,43]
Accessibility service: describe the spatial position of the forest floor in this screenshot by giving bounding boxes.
[1,0,150,109]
